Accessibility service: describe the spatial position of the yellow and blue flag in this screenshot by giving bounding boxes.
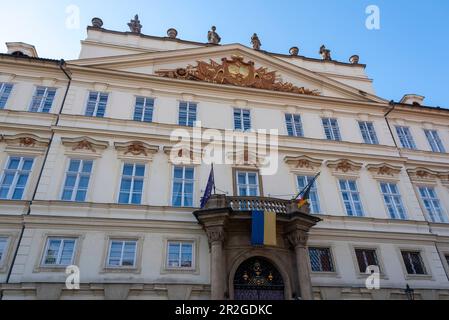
[251,210,277,246]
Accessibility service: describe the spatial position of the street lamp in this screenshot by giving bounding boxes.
[405,284,415,300]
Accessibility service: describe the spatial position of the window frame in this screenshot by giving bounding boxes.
[399,249,429,277]
[105,239,138,268]
[285,113,304,137]
[379,182,407,220]
[178,101,197,127]
[296,175,320,214]
[171,165,195,207]
[424,129,445,153]
[166,240,195,270]
[84,91,109,118]
[395,126,416,150]
[338,178,365,217]
[133,96,154,123]
[234,108,252,131]
[233,169,263,197]
[358,121,379,145]
[0,155,35,200]
[28,86,57,113]
[308,246,336,273]
[117,162,146,205]
[417,185,446,223]
[322,117,341,141]
[60,159,94,202]
[40,237,77,267]
[0,236,10,266]
[0,82,13,109]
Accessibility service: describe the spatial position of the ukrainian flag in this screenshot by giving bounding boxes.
[251,210,277,246]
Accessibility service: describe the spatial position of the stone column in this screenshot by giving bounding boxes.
[206,226,226,300]
[286,228,313,300]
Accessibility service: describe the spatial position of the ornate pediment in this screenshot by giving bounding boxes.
[366,163,402,179]
[226,149,269,168]
[284,155,323,171]
[407,167,440,183]
[438,172,449,187]
[326,159,363,175]
[61,137,109,155]
[2,133,49,148]
[163,145,202,165]
[114,141,159,160]
[155,55,319,96]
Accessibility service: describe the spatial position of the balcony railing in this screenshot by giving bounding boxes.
[226,196,291,214]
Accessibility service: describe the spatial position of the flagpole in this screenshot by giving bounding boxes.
[212,163,216,195]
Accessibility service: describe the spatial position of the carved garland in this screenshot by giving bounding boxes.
[61,137,109,153]
[326,159,363,173]
[155,55,319,96]
[2,134,49,148]
[284,155,323,171]
[115,142,159,158]
[366,163,402,178]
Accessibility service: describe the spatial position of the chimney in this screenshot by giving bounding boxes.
[400,94,425,106]
[6,42,38,58]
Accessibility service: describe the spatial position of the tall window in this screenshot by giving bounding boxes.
[42,237,76,266]
[236,171,259,196]
[308,247,335,272]
[445,254,449,267]
[380,182,407,220]
[401,251,427,275]
[0,82,13,109]
[234,108,251,131]
[178,101,197,127]
[355,248,379,273]
[118,163,145,205]
[339,179,364,217]
[29,86,56,113]
[424,129,445,153]
[0,156,34,200]
[167,241,193,269]
[297,175,320,213]
[172,166,194,207]
[61,159,93,202]
[358,121,378,144]
[395,126,416,149]
[285,114,303,137]
[85,91,108,117]
[106,240,137,267]
[133,96,154,122]
[0,237,8,263]
[418,186,446,223]
[322,118,341,141]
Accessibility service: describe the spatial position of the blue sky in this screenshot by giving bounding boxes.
[1,0,448,107]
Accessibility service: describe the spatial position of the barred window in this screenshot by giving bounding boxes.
[355,248,379,273]
[308,247,335,272]
[401,251,427,275]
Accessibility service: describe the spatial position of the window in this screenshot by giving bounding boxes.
[167,241,193,268]
[0,156,34,200]
[106,240,137,267]
[358,121,378,144]
[172,166,194,207]
[118,163,145,205]
[401,251,427,275]
[424,129,445,153]
[178,101,197,127]
[61,159,93,202]
[133,96,154,122]
[395,126,416,149]
[42,237,76,266]
[418,186,446,223]
[380,182,407,220]
[85,91,108,117]
[308,247,334,272]
[0,82,13,109]
[322,118,341,141]
[0,237,8,263]
[236,171,259,196]
[285,114,304,137]
[29,86,56,113]
[355,248,379,273]
[297,175,320,213]
[445,254,449,267]
[339,179,364,217]
[234,108,251,131]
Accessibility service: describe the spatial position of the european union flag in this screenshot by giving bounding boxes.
[200,164,215,209]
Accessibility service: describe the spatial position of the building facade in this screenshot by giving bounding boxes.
[0,17,449,300]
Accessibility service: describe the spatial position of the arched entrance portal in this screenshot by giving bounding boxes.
[233,257,284,300]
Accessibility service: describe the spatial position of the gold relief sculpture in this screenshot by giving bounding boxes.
[19,137,37,147]
[125,143,148,156]
[73,140,96,152]
[155,56,319,96]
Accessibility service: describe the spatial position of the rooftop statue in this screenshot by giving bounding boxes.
[128,14,142,33]
[251,33,261,50]
[319,45,332,60]
[207,26,221,44]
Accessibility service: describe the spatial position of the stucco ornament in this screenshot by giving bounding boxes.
[128,14,142,33]
[207,26,221,44]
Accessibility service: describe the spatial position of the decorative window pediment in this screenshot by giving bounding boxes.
[61,137,109,157]
[163,145,202,165]
[284,155,323,172]
[366,163,402,180]
[226,149,268,168]
[438,172,449,188]
[326,159,363,176]
[407,167,439,184]
[114,141,159,161]
[2,133,50,155]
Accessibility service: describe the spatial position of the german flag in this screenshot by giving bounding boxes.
[294,172,320,209]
